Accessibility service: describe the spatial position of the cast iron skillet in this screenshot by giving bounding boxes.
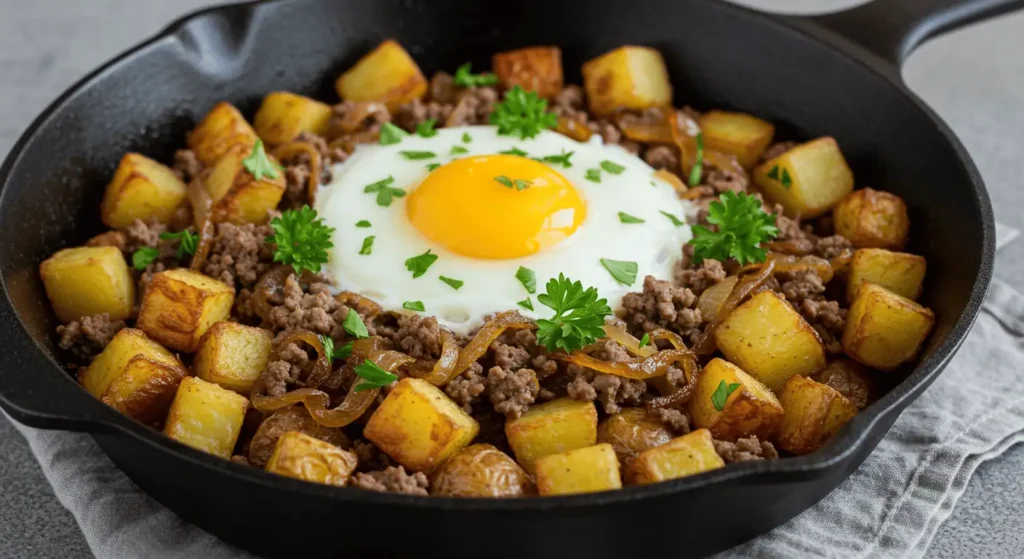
[0,0,1017,556]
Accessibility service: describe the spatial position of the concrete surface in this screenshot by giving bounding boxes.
[0,1,1022,558]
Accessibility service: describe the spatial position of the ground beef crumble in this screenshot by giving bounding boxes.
[350,466,429,495]
[566,339,647,414]
[172,149,202,183]
[650,408,691,434]
[201,221,274,288]
[56,313,126,362]
[677,259,727,297]
[444,362,486,411]
[620,275,703,340]
[392,314,444,359]
[714,436,779,463]
[487,366,539,418]
[760,141,796,163]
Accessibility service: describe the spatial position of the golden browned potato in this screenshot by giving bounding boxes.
[163,376,249,458]
[505,397,598,473]
[847,248,926,302]
[431,444,535,497]
[78,328,187,423]
[100,153,188,229]
[625,429,725,485]
[193,321,273,394]
[253,91,333,146]
[492,46,563,99]
[187,101,259,166]
[715,290,826,392]
[205,144,286,225]
[582,46,672,116]
[39,246,135,323]
[335,39,427,111]
[534,443,622,496]
[265,431,358,487]
[136,268,235,352]
[689,358,784,441]
[812,358,874,409]
[843,283,935,370]
[364,378,479,472]
[700,110,775,168]
[754,137,854,218]
[833,188,910,250]
[597,408,674,465]
[248,406,349,468]
[776,375,858,455]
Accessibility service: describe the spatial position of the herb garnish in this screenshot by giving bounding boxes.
[405,249,438,278]
[426,163,441,171]
[266,206,335,275]
[500,146,529,157]
[453,62,498,88]
[517,298,534,311]
[358,235,375,255]
[379,122,408,145]
[462,132,472,143]
[542,150,574,168]
[711,380,742,412]
[600,258,638,286]
[415,119,437,138]
[242,139,280,181]
[689,132,705,186]
[439,276,464,290]
[494,176,532,191]
[132,247,159,270]
[318,335,352,361]
[159,230,199,260]
[618,212,645,224]
[660,210,685,227]
[355,220,371,228]
[354,359,398,392]
[600,160,625,175]
[403,301,425,312]
[400,150,436,160]
[515,266,537,294]
[766,164,793,189]
[585,168,601,183]
[450,145,469,155]
[363,176,407,207]
[638,332,650,349]
[536,274,613,353]
[689,191,779,265]
[343,309,369,339]
[490,85,557,140]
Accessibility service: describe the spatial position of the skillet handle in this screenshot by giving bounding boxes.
[809,0,1024,67]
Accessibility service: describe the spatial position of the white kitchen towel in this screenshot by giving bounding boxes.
[5,224,1021,559]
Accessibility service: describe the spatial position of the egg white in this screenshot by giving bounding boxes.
[316,125,694,335]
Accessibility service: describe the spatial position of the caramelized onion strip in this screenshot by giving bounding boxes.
[251,266,294,324]
[741,253,834,284]
[426,311,535,386]
[408,331,460,385]
[602,323,656,358]
[269,330,332,389]
[335,291,383,317]
[692,258,776,355]
[563,348,696,381]
[337,102,388,134]
[185,176,215,271]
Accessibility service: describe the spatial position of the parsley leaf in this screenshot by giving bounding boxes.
[660,210,684,227]
[489,85,558,140]
[689,191,780,265]
[355,220,371,228]
[781,168,793,189]
[766,164,793,189]
[711,380,742,412]
[131,247,159,270]
[439,276,464,290]
[426,163,441,171]
[335,342,353,360]
[319,334,351,362]
[638,332,650,348]
[379,122,408,145]
[515,266,537,294]
[513,179,532,191]
[266,206,335,275]
[689,132,705,186]
[462,132,472,143]
[354,359,398,392]
[450,145,468,155]
[403,301,425,312]
[600,160,625,175]
[415,119,437,138]
[618,212,645,224]
[517,297,534,311]
[405,249,437,278]
[453,62,498,88]
[495,176,513,188]
[358,235,374,255]
[542,150,574,168]
[536,274,613,353]
[600,258,638,286]
[242,139,280,180]
[400,150,436,160]
[363,176,407,207]
[500,146,528,157]
[343,310,369,339]
[585,168,601,183]
[159,230,199,260]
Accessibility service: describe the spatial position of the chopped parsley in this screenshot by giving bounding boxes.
[536,274,612,353]
[690,191,779,265]
[600,160,625,175]
[711,380,742,412]
[343,309,369,339]
[766,164,793,189]
[494,176,532,191]
[689,132,705,186]
[517,298,534,311]
[131,247,159,270]
[400,150,436,160]
[638,332,651,349]
[354,359,398,392]
[462,132,472,143]
[405,249,438,278]
[600,258,638,286]
[358,235,374,255]
[450,145,469,155]
[242,139,280,181]
[266,206,335,275]
[403,301,425,311]
[490,85,557,139]
[494,175,513,188]
[439,276,464,290]
[319,335,354,361]
[363,176,407,207]
[379,122,408,145]
[585,168,602,183]
[515,266,537,294]
[415,119,437,138]
[500,146,528,157]
[426,163,441,171]
[542,150,574,168]
[453,62,498,88]
[660,210,685,227]
[618,212,645,224]
[159,230,199,260]
[355,220,371,228]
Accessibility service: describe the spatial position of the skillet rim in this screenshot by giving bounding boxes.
[0,0,996,511]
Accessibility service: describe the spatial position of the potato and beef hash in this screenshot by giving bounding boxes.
[40,41,934,497]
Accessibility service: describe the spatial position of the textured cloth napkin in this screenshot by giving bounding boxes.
[5,224,1021,559]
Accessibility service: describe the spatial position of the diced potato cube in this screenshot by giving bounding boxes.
[847,248,926,302]
[715,290,826,392]
[100,153,188,229]
[265,431,358,486]
[430,444,534,497]
[364,378,479,472]
[625,429,725,485]
[163,376,249,458]
[187,101,259,166]
[597,408,674,465]
[205,145,286,225]
[754,137,854,218]
[689,358,784,441]
[582,46,672,116]
[843,283,935,370]
[505,397,598,473]
[699,110,775,168]
[535,443,622,496]
[335,40,427,111]
[253,91,333,146]
[776,375,859,455]
[39,246,135,322]
[193,321,273,394]
[492,46,563,99]
[78,328,187,423]
[833,188,910,250]
[136,268,235,352]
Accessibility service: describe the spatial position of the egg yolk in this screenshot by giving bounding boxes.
[406,155,587,259]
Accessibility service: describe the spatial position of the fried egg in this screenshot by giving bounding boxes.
[316,125,693,335]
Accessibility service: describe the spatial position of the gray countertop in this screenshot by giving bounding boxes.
[1,1,1022,557]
